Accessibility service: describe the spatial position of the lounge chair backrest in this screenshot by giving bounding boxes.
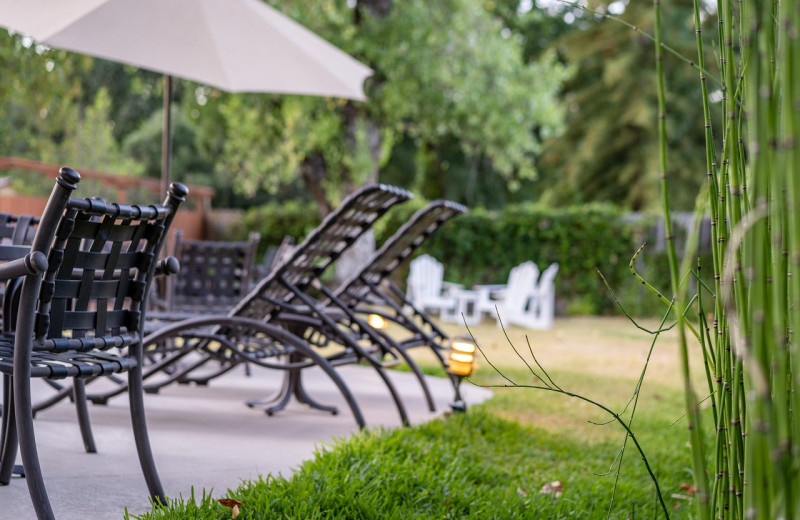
[335,200,466,305]
[167,230,260,313]
[502,261,539,313]
[20,169,186,353]
[407,254,445,308]
[230,184,412,321]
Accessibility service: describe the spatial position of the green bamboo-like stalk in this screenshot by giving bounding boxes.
[780,1,800,517]
[653,0,711,516]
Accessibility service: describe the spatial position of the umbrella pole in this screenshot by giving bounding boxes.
[161,74,173,196]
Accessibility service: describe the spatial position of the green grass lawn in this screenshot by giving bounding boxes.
[129,317,708,519]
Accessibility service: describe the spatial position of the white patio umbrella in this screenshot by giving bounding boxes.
[0,0,372,192]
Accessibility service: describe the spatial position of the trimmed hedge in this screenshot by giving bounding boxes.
[374,201,635,315]
[242,200,322,260]
[243,199,685,315]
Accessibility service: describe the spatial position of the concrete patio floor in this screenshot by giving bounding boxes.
[4,363,491,520]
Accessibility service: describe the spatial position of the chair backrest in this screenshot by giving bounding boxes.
[0,213,38,248]
[0,213,39,330]
[167,230,260,313]
[17,167,187,353]
[229,184,412,321]
[407,254,444,306]
[335,200,466,306]
[536,262,559,296]
[501,261,539,312]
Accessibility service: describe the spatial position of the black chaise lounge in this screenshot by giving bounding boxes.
[241,199,467,416]
[88,184,413,427]
[325,200,467,407]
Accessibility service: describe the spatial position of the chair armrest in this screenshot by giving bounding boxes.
[474,284,506,292]
[442,281,464,292]
[0,252,48,281]
[154,256,180,277]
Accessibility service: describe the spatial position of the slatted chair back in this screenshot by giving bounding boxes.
[334,200,466,307]
[229,184,412,322]
[24,172,187,368]
[532,262,559,329]
[0,213,38,329]
[407,254,446,310]
[500,261,539,317]
[168,230,260,313]
[0,213,38,248]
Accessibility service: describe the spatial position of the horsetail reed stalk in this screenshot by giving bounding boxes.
[653,0,712,517]
[675,0,800,517]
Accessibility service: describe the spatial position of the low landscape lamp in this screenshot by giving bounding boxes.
[367,313,387,330]
[447,338,477,412]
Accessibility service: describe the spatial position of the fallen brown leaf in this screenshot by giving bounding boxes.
[218,498,243,520]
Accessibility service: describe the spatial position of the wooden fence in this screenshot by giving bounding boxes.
[0,156,215,240]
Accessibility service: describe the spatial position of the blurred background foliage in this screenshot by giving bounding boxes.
[0,0,716,314]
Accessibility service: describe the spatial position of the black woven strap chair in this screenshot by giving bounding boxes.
[151,230,260,316]
[0,212,106,459]
[88,184,410,428]
[328,200,467,409]
[0,212,39,465]
[0,167,187,520]
[0,213,38,330]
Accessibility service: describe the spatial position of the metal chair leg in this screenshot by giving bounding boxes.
[14,369,56,520]
[72,380,97,454]
[371,364,410,426]
[128,353,165,505]
[0,375,19,485]
[393,346,436,412]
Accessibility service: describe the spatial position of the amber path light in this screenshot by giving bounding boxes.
[446,338,477,412]
[367,313,387,330]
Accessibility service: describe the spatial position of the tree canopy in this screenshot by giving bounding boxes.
[0,1,715,214]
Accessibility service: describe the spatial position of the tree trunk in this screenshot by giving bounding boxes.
[299,153,332,218]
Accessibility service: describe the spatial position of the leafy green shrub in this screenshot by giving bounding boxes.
[242,200,321,259]
[242,198,701,316]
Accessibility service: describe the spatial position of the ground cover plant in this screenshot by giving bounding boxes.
[127,317,705,519]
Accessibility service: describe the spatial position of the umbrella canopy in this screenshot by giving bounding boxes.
[0,0,372,189]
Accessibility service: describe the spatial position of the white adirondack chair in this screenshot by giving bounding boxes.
[474,262,539,320]
[492,261,559,330]
[530,262,559,329]
[407,254,460,322]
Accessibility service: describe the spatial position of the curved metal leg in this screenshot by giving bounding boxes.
[293,369,339,415]
[244,371,288,408]
[0,375,20,485]
[262,377,293,416]
[254,359,339,416]
[279,344,364,429]
[181,358,239,386]
[72,380,97,454]
[393,346,436,412]
[31,384,74,417]
[88,348,192,404]
[246,352,339,415]
[144,316,367,429]
[370,364,410,426]
[144,354,214,392]
[15,371,55,519]
[128,350,165,505]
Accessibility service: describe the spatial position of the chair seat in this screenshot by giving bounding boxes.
[0,336,133,379]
